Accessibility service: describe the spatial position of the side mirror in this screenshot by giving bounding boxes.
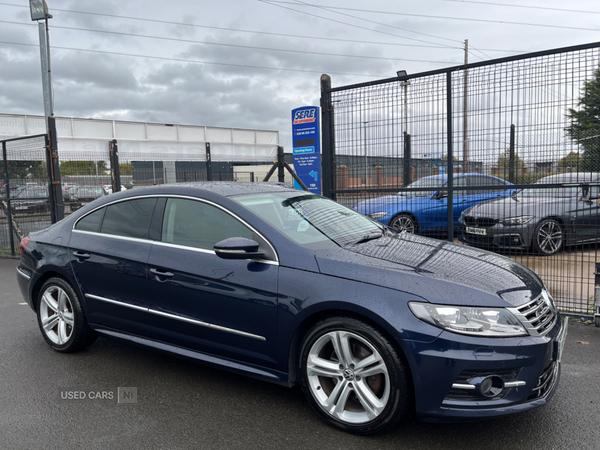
[214,237,264,260]
[433,190,447,200]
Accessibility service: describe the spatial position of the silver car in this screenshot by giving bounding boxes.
[459,172,600,255]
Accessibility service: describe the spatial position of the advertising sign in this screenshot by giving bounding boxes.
[292,106,321,195]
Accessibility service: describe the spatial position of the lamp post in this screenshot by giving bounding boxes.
[30,0,63,221]
[30,0,53,128]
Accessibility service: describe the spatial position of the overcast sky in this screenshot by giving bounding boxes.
[1,0,600,149]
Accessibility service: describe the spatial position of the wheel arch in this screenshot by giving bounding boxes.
[530,215,568,250]
[31,269,77,313]
[286,304,414,393]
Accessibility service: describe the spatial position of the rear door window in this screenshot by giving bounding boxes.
[99,198,157,239]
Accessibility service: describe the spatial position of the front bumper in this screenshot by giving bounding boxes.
[406,314,566,422]
[459,223,534,251]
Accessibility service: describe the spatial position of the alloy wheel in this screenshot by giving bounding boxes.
[305,330,390,424]
[39,285,75,346]
[535,219,563,255]
[390,214,416,233]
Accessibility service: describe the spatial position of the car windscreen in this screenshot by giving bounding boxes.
[232,192,384,249]
[396,177,443,197]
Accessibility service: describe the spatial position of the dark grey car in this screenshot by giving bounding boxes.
[459,172,600,255]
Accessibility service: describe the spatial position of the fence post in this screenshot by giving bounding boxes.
[109,140,121,192]
[277,146,285,183]
[446,72,454,242]
[509,124,516,183]
[205,142,212,181]
[403,132,412,187]
[47,117,64,221]
[321,74,335,199]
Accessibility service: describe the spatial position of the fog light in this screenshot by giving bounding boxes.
[471,375,505,398]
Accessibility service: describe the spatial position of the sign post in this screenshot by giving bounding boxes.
[292,106,321,195]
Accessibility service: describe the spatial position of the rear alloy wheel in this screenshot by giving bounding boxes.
[300,317,410,435]
[532,218,563,256]
[389,214,417,234]
[36,277,97,352]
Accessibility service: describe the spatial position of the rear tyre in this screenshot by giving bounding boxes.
[532,218,563,256]
[36,277,97,352]
[299,316,410,435]
[389,214,418,234]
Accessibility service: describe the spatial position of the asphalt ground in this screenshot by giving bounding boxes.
[0,257,599,450]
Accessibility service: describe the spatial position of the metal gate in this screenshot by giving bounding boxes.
[320,41,600,314]
[1,134,55,257]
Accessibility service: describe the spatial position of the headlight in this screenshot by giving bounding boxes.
[408,302,528,337]
[500,215,533,226]
[367,212,389,220]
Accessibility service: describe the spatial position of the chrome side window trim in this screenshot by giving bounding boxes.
[17,267,32,280]
[84,293,266,341]
[72,193,279,263]
[84,293,148,312]
[73,229,153,245]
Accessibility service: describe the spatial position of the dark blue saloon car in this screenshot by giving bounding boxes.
[17,182,566,434]
[353,173,513,234]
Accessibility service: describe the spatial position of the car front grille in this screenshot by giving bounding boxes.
[462,216,498,227]
[527,362,557,400]
[512,293,558,336]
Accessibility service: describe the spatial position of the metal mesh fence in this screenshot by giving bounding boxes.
[1,135,50,256]
[324,42,600,314]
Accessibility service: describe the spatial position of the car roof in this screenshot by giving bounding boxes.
[113,182,298,198]
[535,172,600,184]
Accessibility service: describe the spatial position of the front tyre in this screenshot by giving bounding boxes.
[532,218,563,256]
[299,317,410,435]
[36,277,97,352]
[389,214,417,234]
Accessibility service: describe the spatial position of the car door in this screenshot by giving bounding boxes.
[147,197,279,368]
[423,177,469,230]
[571,184,600,243]
[69,197,159,337]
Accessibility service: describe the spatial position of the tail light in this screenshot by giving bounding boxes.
[20,236,30,253]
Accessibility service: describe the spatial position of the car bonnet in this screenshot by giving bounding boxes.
[314,232,544,308]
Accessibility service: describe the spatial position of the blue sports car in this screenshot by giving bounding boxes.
[353,173,514,234]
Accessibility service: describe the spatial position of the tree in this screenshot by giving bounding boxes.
[6,161,47,180]
[557,151,581,169]
[60,161,108,176]
[119,163,132,175]
[565,66,600,171]
[495,149,526,174]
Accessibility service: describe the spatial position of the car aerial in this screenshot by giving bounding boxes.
[459,172,600,256]
[10,185,50,214]
[17,182,567,435]
[353,173,514,235]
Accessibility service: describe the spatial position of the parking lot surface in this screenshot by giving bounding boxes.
[0,257,598,450]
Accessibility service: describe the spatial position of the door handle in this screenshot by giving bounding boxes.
[73,251,90,261]
[150,268,174,279]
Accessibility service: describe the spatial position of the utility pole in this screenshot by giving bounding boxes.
[463,39,469,173]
